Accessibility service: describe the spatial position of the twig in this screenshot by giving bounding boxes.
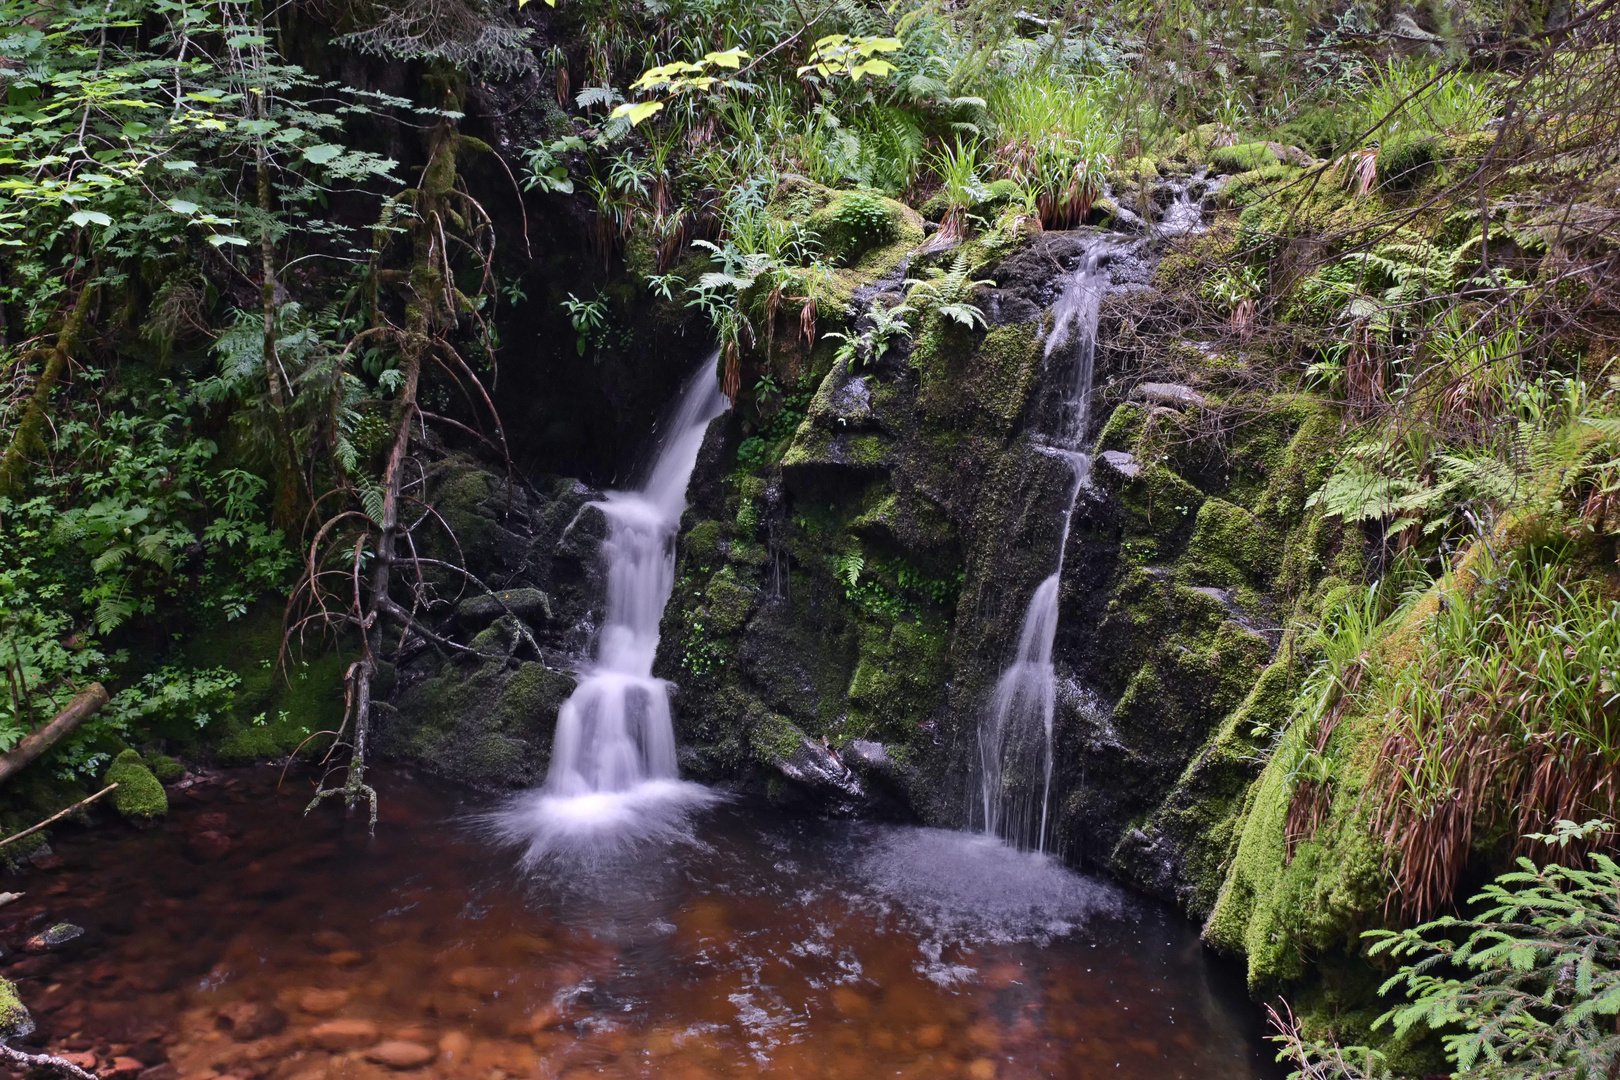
[0,1042,99,1080]
[0,784,118,849]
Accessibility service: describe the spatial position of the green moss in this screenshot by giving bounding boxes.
[428,462,499,569]
[104,749,167,821]
[0,977,33,1038]
[849,434,887,466]
[845,618,950,742]
[1377,138,1438,191]
[685,520,723,565]
[185,604,347,760]
[1210,142,1281,174]
[384,659,574,787]
[1097,401,1148,453]
[704,571,756,634]
[750,711,806,765]
[1181,498,1272,588]
[1118,464,1205,542]
[1146,650,1302,914]
[142,753,184,783]
[917,321,1040,433]
[1204,709,1389,988]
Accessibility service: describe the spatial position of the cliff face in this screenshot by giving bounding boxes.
[369,156,1361,936]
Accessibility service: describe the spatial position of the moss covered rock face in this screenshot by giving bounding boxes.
[104,750,167,821]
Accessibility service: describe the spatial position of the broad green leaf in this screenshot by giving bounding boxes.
[207,234,248,247]
[68,210,112,227]
[167,199,199,214]
[302,144,343,164]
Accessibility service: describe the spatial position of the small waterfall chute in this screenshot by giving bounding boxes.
[492,359,728,864]
[973,242,1109,853]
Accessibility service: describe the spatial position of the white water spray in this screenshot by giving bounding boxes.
[492,359,728,863]
[974,243,1108,853]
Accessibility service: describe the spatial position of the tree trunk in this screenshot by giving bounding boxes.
[0,284,97,496]
[0,684,109,788]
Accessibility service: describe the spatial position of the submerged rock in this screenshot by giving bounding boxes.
[215,1001,285,1041]
[310,1018,380,1051]
[366,1041,435,1069]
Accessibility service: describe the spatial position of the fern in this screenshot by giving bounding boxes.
[906,252,995,330]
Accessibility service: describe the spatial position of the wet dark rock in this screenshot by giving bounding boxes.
[1097,450,1141,480]
[752,716,865,812]
[23,923,83,952]
[1130,382,1207,410]
[455,588,551,631]
[28,846,63,870]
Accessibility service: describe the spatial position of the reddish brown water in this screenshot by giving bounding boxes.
[2,767,1274,1080]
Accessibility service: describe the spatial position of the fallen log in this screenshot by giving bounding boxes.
[0,684,109,788]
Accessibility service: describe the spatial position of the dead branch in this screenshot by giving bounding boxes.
[0,684,109,788]
[0,783,118,849]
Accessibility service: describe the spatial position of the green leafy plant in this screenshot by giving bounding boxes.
[907,252,995,330]
[561,293,612,356]
[1272,822,1620,1080]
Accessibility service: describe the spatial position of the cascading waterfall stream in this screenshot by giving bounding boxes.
[974,242,1109,853]
[492,359,729,863]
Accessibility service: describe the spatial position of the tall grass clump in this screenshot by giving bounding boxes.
[984,69,1119,228]
[1369,545,1620,921]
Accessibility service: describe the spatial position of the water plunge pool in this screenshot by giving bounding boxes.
[6,767,1274,1080]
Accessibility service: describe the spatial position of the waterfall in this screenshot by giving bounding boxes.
[973,242,1109,853]
[492,359,728,863]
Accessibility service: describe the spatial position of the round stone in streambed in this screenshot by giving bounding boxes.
[364,1041,435,1069]
[310,1018,380,1051]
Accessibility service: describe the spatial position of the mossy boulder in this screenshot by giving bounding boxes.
[104,750,167,821]
[455,588,551,630]
[807,190,903,266]
[1114,464,1206,542]
[1376,138,1438,191]
[0,977,33,1038]
[382,659,575,787]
